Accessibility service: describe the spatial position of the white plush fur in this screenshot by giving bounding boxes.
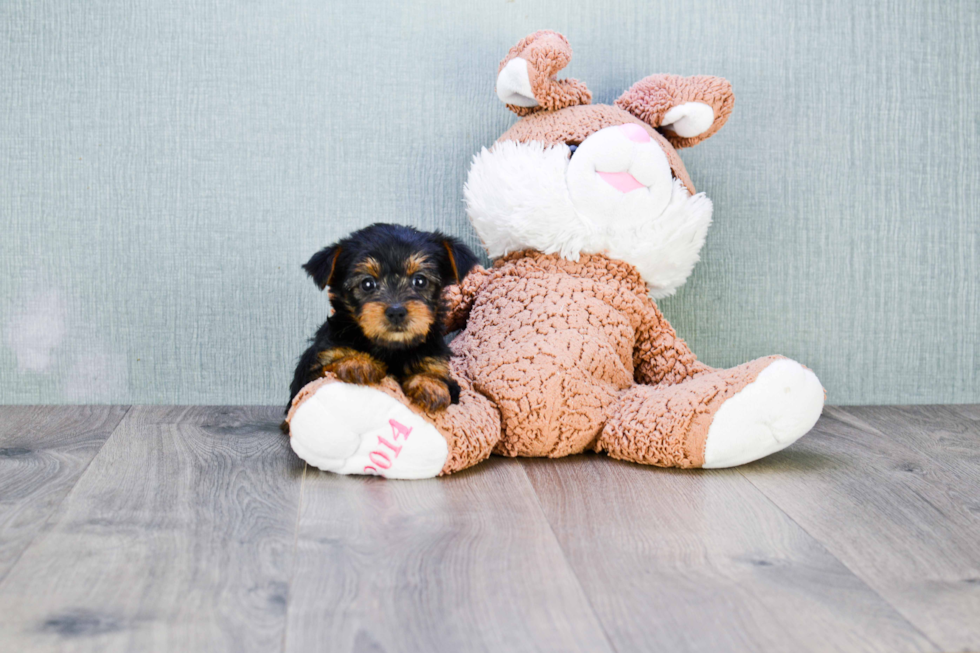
[496,58,538,107]
[464,135,713,298]
[662,102,715,138]
[703,359,825,468]
[289,383,447,479]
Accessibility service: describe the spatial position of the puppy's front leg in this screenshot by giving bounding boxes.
[318,347,387,385]
[401,357,454,412]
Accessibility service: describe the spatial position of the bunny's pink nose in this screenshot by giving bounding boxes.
[620,123,651,143]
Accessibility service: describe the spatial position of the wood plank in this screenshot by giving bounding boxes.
[741,407,980,652]
[843,404,980,476]
[0,406,303,653]
[522,454,936,653]
[947,404,980,422]
[285,457,614,653]
[0,405,128,583]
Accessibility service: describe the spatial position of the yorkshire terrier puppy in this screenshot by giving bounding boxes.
[286,223,478,425]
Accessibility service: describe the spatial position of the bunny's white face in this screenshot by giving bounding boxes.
[463,124,713,298]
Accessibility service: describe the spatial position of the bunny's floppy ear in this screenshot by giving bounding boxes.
[615,74,734,149]
[495,30,592,117]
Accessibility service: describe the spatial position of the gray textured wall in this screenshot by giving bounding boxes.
[1,0,978,405]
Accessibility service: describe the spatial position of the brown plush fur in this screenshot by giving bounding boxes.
[494,29,735,193]
[291,253,787,474]
[615,74,735,149]
[497,104,697,194]
[433,252,781,471]
[287,32,819,475]
[497,30,592,116]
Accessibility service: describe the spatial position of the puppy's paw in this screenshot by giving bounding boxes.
[402,374,452,412]
[331,356,388,385]
[319,349,387,385]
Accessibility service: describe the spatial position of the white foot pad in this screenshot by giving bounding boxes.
[289,383,448,479]
[703,359,824,468]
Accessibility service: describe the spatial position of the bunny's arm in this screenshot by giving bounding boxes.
[633,292,712,387]
[442,265,490,333]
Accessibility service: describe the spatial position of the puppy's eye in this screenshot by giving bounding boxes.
[360,278,377,292]
[412,275,428,289]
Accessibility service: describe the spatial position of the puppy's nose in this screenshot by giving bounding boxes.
[385,304,408,324]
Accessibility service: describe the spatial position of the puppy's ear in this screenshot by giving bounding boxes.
[302,245,342,290]
[437,236,479,285]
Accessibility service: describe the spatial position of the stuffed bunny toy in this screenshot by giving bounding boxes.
[286,30,825,478]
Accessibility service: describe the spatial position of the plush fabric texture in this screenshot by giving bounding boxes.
[701,358,825,468]
[289,251,821,475]
[615,74,735,149]
[661,102,716,138]
[464,140,712,298]
[598,357,776,467]
[497,30,592,117]
[287,361,500,475]
[496,104,696,194]
[432,251,784,470]
[287,376,449,478]
[287,30,825,477]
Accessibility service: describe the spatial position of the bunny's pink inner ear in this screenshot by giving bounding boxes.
[616,74,734,149]
[495,30,592,116]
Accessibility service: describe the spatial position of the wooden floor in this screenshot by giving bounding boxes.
[0,406,978,652]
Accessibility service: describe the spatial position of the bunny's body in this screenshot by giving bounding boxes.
[285,31,825,478]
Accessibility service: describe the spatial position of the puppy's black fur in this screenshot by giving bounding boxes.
[286,223,478,424]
